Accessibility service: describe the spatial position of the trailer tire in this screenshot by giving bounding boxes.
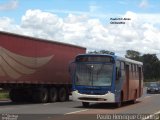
[32,88,48,103]
[9,89,17,102]
[48,87,58,102]
[58,87,67,102]
[9,89,24,102]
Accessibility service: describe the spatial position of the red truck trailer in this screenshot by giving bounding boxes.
[0,31,86,103]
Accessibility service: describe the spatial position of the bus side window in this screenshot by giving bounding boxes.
[116,67,121,80]
[121,62,124,70]
[116,61,121,80]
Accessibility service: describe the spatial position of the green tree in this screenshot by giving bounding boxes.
[125,50,160,82]
[142,54,159,81]
[142,54,158,64]
[88,50,115,55]
[152,61,160,81]
[125,50,141,61]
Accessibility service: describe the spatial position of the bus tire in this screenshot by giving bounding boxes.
[130,90,137,104]
[58,87,67,102]
[130,99,136,104]
[48,87,58,102]
[116,102,121,108]
[82,102,89,108]
[121,91,123,102]
[129,89,137,104]
[116,92,123,107]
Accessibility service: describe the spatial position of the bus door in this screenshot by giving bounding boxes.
[138,67,142,97]
[125,65,129,100]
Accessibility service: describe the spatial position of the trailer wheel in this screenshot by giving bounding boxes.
[9,89,24,102]
[32,88,48,103]
[39,88,48,103]
[48,87,58,102]
[58,87,67,102]
[9,89,17,102]
[82,102,89,108]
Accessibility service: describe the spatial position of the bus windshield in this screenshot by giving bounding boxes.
[75,63,113,87]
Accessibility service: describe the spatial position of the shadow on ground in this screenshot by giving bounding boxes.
[74,101,142,109]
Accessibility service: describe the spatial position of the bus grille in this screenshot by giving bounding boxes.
[79,91,106,95]
[79,97,107,101]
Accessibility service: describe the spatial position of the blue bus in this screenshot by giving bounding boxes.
[69,54,143,107]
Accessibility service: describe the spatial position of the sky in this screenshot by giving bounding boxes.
[0,0,160,57]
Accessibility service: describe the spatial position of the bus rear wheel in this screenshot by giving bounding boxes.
[130,99,136,104]
[82,102,89,108]
[130,90,137,104]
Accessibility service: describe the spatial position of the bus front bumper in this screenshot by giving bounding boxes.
[72,90,115,103]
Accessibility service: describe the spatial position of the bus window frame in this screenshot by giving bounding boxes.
[116,61,121,81]
[73,61,114,87]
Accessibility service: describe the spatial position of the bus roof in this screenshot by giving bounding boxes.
[116,56,143,65]
[76,54,143,65]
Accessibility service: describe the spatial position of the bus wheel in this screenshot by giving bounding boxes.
[82,102,89,108]
[130,90,137,104]
[116,102,122,108]
[48,87,58,102]
[130,99,136,104]
[58,87,67,102]
[116,92,123,107]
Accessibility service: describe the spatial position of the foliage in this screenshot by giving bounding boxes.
[141,54,159,81]
[88,50,115,55]
[88,49,160,82]
[125,50,160,82]
[0,91,9,99]
[125,50,141,61]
